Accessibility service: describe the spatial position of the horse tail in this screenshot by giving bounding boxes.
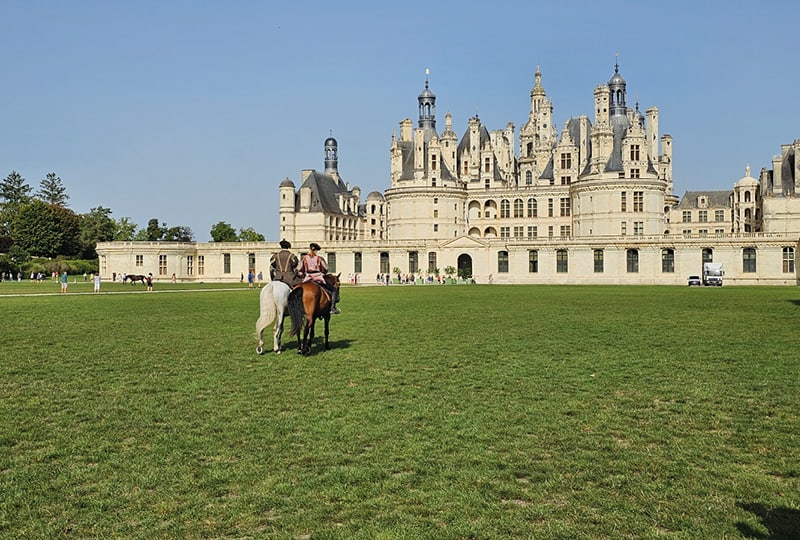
[255,282,276,339]
[287,285,305,337]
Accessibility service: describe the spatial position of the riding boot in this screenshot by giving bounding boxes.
[330,301,341,315]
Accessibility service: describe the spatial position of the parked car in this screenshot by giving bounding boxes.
[687,275,702,286]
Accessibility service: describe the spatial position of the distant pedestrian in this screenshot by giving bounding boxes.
[93,274,101,293]
[60,271,68,293]
[146,273,153,292]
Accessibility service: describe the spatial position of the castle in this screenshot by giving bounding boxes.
[97,63,800,285]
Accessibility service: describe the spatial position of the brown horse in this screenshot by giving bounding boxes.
[287,273,340,355]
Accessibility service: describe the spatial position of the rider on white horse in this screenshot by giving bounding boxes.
[270,239,299,286]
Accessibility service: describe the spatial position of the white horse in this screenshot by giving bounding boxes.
[255,280,292,354]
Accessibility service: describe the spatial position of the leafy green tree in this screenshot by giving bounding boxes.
[112,217,138,241]
[51,204,81,256]
[36,172,69,206]
[444,265,456,278]
[0,171,33,235]
[163,226,194,242]
[145,218,165,241]
[79,206,116,258]
[12,199,62,257]
[238,227,264,242]
[210,221,238,242]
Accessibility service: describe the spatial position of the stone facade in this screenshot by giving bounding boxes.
[97,64,800,286]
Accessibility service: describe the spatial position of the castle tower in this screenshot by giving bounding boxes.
[418,69,436,134]
[324,135,339,181]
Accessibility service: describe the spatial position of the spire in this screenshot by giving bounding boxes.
[608,55,627,117]
[418,68,436,131]
[324,131,338,176]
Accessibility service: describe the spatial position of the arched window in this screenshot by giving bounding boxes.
[528,250,538,273]
[783,247,795,273]
[626,249,639,273]
[500,199,510,218]
[514,199,524,218]
[556,250,568,273]
[661,249,675,273]
[743,247,757,273]
[528,198,538,217]
[497,251,509,273]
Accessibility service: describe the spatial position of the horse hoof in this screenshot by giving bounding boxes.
[274,349,282,355]
[256,346,264,355]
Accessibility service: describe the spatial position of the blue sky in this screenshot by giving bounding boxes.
[2,1,797,241]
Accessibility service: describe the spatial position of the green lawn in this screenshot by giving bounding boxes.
[1,283,798,538]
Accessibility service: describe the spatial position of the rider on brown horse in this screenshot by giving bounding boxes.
[298,242,340,314]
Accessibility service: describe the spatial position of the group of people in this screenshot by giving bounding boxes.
[270,240,340,314]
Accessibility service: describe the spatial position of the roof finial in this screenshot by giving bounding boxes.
[425,67,430,89]
[615,51,620,73]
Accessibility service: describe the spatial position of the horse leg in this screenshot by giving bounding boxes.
[273,309,284,354]
[323,314,330,350]
[302,316,315,355]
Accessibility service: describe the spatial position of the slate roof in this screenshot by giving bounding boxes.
[675,190,733,209]
[298,170,353,215]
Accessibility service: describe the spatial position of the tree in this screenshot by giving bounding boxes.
[0,171,33,235]
[444,265,456,278]
[163,226,194,242]
[36,172,69,206]
[145,218,165,241]
[79,206,116,259]
[50,204,81,256]
[112,217,138,241]
[12,199,62,257]
[210,221,238,242]
[238,227,265,242]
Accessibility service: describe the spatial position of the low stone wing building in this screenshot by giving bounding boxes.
[97,64,800,286]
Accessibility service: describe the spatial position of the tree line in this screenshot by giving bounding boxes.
[0,170,265,275]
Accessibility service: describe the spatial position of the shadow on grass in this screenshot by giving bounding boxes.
[788,300,800,307]
[736,502,800,539]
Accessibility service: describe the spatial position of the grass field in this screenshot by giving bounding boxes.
[1,281,798,539]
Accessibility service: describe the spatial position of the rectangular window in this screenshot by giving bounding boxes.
[621,192,627,212]
[630,144,640,161]
[560,152,572,169]
[560,225,570,238]
[548,226,554,239]
[186,255,194,276]
[497,251,509,273]
[560,176,571,185]
[715,210,725,222]
[631,168,640,178]
[248,253,256,271]
[428,252,437,273]
[136,254,143,267]
[159,254,167,276]
[433,224,438,232]
[698,210,708,223]
[433,209,438,218]
[548,198,553,217]
[500,226,510,239]
[621,222,627,236]
[626,249,639,273]
[634,221,644,236]
[354,252,362,274]
[198,255,205,276]
[594,249,604,273]
[513,226,524,238]
[408,251,418,274]
[560,197,570,217]
[529,226,538,239]
[484,157,491,173]
[431,155,437,171]
[783,247,795,273]
[743,247,757,273]
[633,191,643,212]
[661,249,675,273]
[556,250,568,273]
[223,253,231,274]
[682,211,691,223]
[529,250,538,273]
[328,253,337,273]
